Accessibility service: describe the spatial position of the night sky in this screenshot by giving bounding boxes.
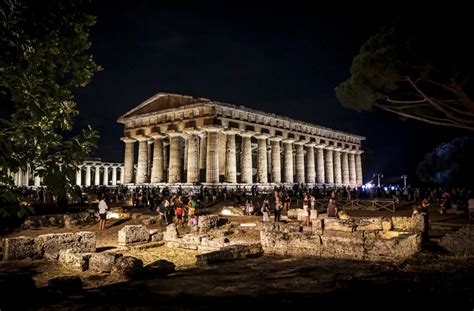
[74,2,464,186]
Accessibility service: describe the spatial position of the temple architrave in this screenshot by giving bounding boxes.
[117,92,365,187]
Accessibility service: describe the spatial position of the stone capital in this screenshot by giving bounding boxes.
[293,140,308,145]
[254,133,269,140]
[202,127,222,133]
[268,136,284,142]
[149,132,167,139]
[223,128,240,135]
[305,142,317,147]
[282,138,295,143]
[120,137,136,143]
[133,135,152,142]
[315,143,327,149]
[354,150,364,155]
[240,131,255,137]
[167,131,184,138]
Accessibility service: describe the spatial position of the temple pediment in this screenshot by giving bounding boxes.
[118,92,210,122]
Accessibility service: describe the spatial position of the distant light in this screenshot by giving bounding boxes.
[390,186,395,190]
[384,187,388,191]
[107,212,121,219]
[221,209,233,216]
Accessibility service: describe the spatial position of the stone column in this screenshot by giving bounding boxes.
[240,133,253,184]
[316,145,325,183]
[334,148,342,185]
[349,152,357,186]
[34,174,41,187]
[283,139,294,183]
[206,129,220,183]
[325,148,334,184]
[183,137,188,171]
[112,166,117,186]
[270,138,282,183]
[256,135,268,183]
[147,140,153,180]
[168,134,182,183]
[305,143,316,183]
[120,167,124,184]
[199,133,207,169]
[121,138,135,184]
[85,165,91,186]
[225,131,237,183]
[135,136,149,184]
[355,151,363,186]
[163,141,169,181]
[94,165,100,185]
[218,132,227,181]
[294,142,305,184]
[103,166,109,186]
[15,170,22,186]
[341,151,350,185]
[186,132,200,183]
[24,167,29,186]
[150,135,165,183]
[76,168,82,186]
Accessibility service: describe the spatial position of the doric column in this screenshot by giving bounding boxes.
[34,174,41,187]
[224,131,237,183]
[341,151,350,185]
[135,136,150,184]
[121,137,135,184]
[150,135,165,183]
[305,143,316,183]
[94,165,100,185]
[186,132,200,183]
[240,133,253,183]
[334,148,342,185]
[168,133,182,183]
[294,141,305,183]
[316,145,326,183]
[120,167,124,184]
[325,148,334,184]
[103,166,109,186]
[76,168,82,186]
[355,151,363,186]
[206,129,220,183]
[270,138,282,183]
[15,170,22,186]
[85,165,91,186]
[218,132,227,180]
[283,139,294,183]
[24,167,30,186]
[163,141,169,181]
[199,133,207,169]
[349,151,356,186]
[147,140,153,180]
[256,135,268,183]
[112,166,117,186]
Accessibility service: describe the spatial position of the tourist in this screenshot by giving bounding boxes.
[274,199,282,222]
[188,195,196,226]
[303,193,310,226]
[327,198,337,217]
[98,194,108,230]
[175,205,184,226]
[157,199,169,226]
[310,194,316,210]
[245,199,254,215]
[261,197,270,224]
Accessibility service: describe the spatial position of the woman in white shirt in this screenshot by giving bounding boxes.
[98,195,108,230]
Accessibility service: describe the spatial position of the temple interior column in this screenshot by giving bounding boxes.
[305,144,316,183]
[150,136,165,183]
[270,138,281,183]
[295,142,305,183]
[112,166,117,186]
[218,132,227,181]
[283,139,294,183]
[85,165,91,186]
[168,134,182,183]
[206,129,220,183]
[94,165,100,185]
[325,148,334,184]
[225,131,237,183]
[103,166,109,186]
[147,140,153,180]
[240,133,253,183]
[342,151,350,185]
[121,138,135,184]
[256,135,268,183]
[334,149,342,185]
[316,145,325,184]
[136,137,149,184]
[349,152,356,186]
[76,168,82,186]
[355,151,363,186]
[163,141,169,181]
[186,132,200,183]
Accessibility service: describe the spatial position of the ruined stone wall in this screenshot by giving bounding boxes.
[260,215,423,262]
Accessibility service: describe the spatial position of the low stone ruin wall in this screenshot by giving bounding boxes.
[163,224,231,252]
[196,243,263,265]
[2,232,96,261]
[261,215,424,262]
[22,211,99,229]
[117,225,163,245]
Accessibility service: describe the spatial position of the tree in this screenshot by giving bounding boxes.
[336,17,474,131]
[0,0,100,217]
[417,137,474,188]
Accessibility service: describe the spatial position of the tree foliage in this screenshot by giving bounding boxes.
[0,0,100,216]
[336,17,474,131]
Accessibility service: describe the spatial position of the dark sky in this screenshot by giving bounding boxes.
[74,2,464,186]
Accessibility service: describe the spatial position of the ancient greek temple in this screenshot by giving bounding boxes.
[118,93,365,187]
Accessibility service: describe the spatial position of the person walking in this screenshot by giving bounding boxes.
[98,194,108,230]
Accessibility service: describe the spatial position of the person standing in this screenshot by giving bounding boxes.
[303,193,310,226]
[274,199,282,222]
[327,198,337,217]
[98,194,108,230]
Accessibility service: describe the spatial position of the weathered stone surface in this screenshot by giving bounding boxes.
[391,215,425,233]
[89,252,122,273]
[200,236,229,248]
[47,276,83,294]
[22,212,98,229]
[365,233,421,261]
[149,230,163,242]
[110,256,144,280]
[321,233,364,260]
[58,249,91,271]
[260,231,321,256]
[439,226,474,256]
[163,224,179,241]
[323,218,356,232]
[198,215,220,232]
[141,218,156,225]
[266,222,301,233]
[354,217,383,231]
[144,259,176,277]
[2,236,37,261]
[221,206,244,216]
[118,225,150,244]
[35,232,96,261]
[382,217,392,232]
[196,243,263,265]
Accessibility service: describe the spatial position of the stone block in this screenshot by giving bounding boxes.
[364,233,421,262]
[35,232,96,261]
[149,230,163,242]
[58,249,91,271]
[89,252,122,273]
[118,225,150,244]
[163,224,179,241]
[144,260,175,277]
[2,236,37,261]
[198,215,220,232]
[354,217,382,231]
[196,243,263,265]
[391,215,424,233]
[382,217,392,232]
[110,256,144,280]
[323,218,356,232]
[321,233,364,260]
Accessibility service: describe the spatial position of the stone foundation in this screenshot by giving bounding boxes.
[196,243,263,265]
[22,211,99,229]
[118,225,150,244]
